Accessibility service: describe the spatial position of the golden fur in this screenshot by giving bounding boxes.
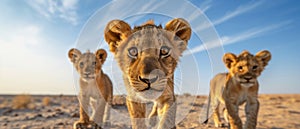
[104,18,191,129]
[68,48,113,129]
[204,50,271,129]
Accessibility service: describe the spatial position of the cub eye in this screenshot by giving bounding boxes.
[128,47,138,58]
[238,66,243,71]
[79,62,84,68]
[252,65,258,70]
[160,46,170,57]
[92,61,97,66]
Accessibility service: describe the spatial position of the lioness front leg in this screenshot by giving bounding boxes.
[157,100,176,129]
[244,97,259,129]
[126,99,146,129]
[225,99,242,129]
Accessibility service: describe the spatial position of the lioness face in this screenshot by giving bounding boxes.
[223,50,271,87]
[104,18,191,99]
[68,48,107,82]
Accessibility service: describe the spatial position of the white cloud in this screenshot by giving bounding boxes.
[26,0,79,25]
[213,1,263,25]
[198,0,212,13]
[194,1,263,32]
[184,21,292,56]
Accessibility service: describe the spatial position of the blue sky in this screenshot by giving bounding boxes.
[0,0,299,95]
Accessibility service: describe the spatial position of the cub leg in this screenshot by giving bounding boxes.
[73,105,90,129]
[148,102,158,127]
[126,99,146,129]
[225,100,242,129]
[157,100,176,129]
[92,99,106,127]
[213,104,223,127]
[244,98,259,129]
[103,98,112,127]
[223,108,229,126]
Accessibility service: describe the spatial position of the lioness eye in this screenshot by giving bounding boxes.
[80,62,84,68]
[160,46,170,57]
[253,65,258,70]
[128,47,138,58]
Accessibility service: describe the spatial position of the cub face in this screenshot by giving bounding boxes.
[68,48,107,81]
[104,18,191,100]
[223,50,271,87]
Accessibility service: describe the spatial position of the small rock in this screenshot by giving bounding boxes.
[13,113,19,117]
[71,112,79,117]
[57,111,64,115]
[55,108,61,112]
[2,109,12,115]
[36,114,43,117]
[21,125,28,129]
[57,122,64,125]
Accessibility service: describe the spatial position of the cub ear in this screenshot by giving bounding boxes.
[223,53,237,69]
[104,20,132,53]
[255,50,271,67]
[95,49,107,64]
[165,18,192,41]
[68,48,81,63]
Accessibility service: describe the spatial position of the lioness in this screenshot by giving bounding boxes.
[104,18,191,129]
[204,50,271,129]
[68,48,113,129]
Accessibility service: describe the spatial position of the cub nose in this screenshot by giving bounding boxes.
[84,72,90,76]
[244,76,252,81]
[139,76,158,84]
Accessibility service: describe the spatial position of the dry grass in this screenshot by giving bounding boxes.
[12,94,35,109]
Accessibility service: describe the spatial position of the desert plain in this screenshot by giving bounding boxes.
[0,94,299,129]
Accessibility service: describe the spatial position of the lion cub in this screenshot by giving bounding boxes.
[204,50,271,129]
[68,48,113,129]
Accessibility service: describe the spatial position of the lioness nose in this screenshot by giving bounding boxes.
[139,76,158,84]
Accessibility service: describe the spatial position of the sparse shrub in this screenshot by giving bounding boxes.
[12,94,35,109]
[183,93,191,97]
[113,95,126,106]
[42,97,51,106]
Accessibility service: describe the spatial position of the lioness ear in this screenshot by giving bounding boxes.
[223,53,237,69]
[104,20,132,53]
[68,48,81,63]
[255,50,271,67]
[95,49,107,64]
[165,18,192,41]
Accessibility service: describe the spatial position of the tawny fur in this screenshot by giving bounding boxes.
[68,49,113,129]
[204,50,271,129]
[104,18,191,129]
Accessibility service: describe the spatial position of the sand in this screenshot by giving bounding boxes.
[0,94,299,129]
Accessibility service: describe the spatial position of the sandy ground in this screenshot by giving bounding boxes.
[0,94,299,129]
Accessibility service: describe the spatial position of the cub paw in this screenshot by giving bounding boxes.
[89,122,102,129]
[147,117,157,127]
[215,123,226,128]
[73,121,88,129]
[103,121,111,127]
